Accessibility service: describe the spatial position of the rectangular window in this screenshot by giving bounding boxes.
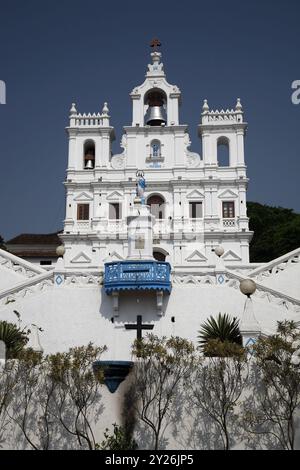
[189,202,203,219]
[222,201,235,219]
[77,203,90,220]
[40,260,52,266]
[109,203,122,220]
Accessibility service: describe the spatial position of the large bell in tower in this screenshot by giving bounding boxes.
[145,91,167,126]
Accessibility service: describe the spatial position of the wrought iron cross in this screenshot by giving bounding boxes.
[150,38,162,51]
[125,315,154,354]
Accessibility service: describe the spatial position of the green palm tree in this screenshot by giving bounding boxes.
[198,313,242,352]
[0,321,29,359]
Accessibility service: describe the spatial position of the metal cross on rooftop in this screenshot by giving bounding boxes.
[150,38,162,51]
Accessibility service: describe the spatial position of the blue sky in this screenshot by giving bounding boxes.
[0,0,299,240]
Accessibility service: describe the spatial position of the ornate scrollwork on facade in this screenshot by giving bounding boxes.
[111,155,125,170]
[184,133,201,168]
[0,272,103,307]
[250,249,300,282]
[0,253,42,279]
[226,274,300,313]
[111,135,126,169]
[172,274,216,286]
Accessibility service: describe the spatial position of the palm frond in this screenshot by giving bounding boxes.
[198,313,242,348]
[0,321,29,359]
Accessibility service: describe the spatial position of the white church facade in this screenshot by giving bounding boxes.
[0,47,299,370]
[62,48,251,271]
[0,44,300,450]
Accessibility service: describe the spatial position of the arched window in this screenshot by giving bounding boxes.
[217,137,230,167]
[153,250,166,262]
[147,195,165,220]
[151,140,161,158]
[83,140,95,169]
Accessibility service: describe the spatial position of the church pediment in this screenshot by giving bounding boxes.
[104,251,124,262]
[186,189,204,199]
[218,189,238,199]
[106,191,123,201]
[222,250,242,261]
[185,250,208,262]
[73,192,93,202]
[70,252,92,264]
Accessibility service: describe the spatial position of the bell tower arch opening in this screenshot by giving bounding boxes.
[217,136,230,167]
[144,89,167,126]
[83,140,95,169]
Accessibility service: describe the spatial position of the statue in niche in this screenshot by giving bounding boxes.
[136,171,146,203]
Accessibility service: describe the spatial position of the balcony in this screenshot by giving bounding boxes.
[104,261,172,295]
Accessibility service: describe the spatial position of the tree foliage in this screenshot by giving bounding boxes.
[48,343,106,450]
[190,350,248,450]
[130,334,195,450]
[244,321,300,450]
[248,202,300,262]
[98,423,138,450]
[2,344,106,450]
[0,235,5,250]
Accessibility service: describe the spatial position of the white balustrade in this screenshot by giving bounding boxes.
[107,220,127,234]
[223,219,236,228]
[76,221,91,231]
[153,219,171,235]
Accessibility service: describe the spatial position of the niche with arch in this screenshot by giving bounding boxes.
[147,194,165,220]
[153,249,168,262]
[151,140,161,158]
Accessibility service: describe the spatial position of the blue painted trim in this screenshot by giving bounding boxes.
[93,361,134,394]
[104,260,172,295]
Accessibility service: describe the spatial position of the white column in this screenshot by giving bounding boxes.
[126,134,137,168]
[65,191,74,220]
[101,133,111,168]
[236,130,245,165]
[67,133,77,170]
[174,133,185,166]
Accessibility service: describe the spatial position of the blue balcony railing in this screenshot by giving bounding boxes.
[104,261,172,295]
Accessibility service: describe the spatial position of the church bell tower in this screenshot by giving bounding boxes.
[60,40,252,271]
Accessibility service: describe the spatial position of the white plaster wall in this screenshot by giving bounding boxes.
[0,281,296,359]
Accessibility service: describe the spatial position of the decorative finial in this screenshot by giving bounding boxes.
[202,99,209,112]
[70,102,77,115]
[102,102,109,115]
[56,245,65,258]
[214,245,225,258]
[150,38,162,51]
[240,279,257,298]
[236,98,243,111]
